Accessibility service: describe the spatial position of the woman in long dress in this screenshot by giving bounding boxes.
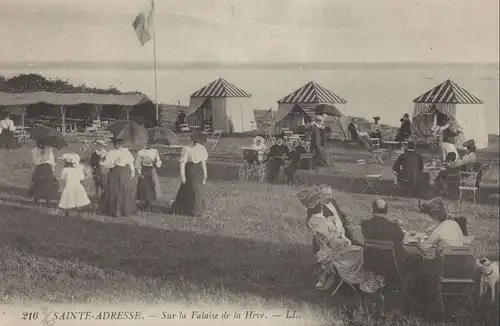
[171,131,208,217]
[27,139,59,205]
[297,185,385,293]
[135,144,162,210]
[99,138,137,217]
[0,113,19,149]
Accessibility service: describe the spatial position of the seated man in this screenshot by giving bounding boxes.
[266,136,289,183]
[361,199,423,274]
[392,141,429,198]
[395,113,412,142]
[284,139,308,182]
[347,118,371,149]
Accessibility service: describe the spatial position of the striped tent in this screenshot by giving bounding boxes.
[412,79,488,149]
[187,78,255,133]
[275,81,348,137]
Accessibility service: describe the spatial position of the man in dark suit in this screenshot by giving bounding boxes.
[362,199,423,276]
[348,118,359,141]
[392,141,429,198]
[395,113,412,141]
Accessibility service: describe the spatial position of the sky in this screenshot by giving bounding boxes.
[0,0,498,64]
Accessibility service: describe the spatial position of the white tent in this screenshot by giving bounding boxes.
[412,79,488,149]
[186,78,256,133]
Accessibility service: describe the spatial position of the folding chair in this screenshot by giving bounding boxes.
[458,170,481,204]
[437,247,476,315]
[180,123,190,135]
[357,160,382,194]
[238,149,267,184]
[364,239,415,294]
[368,138,388,164]
[206,129,222,152]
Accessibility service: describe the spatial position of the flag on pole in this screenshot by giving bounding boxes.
[132,0,154,46]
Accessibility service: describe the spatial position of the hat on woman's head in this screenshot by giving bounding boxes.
[463,139,475,148]
[191,130,207,144]
[58,153,81,164]
[420,197,450,222]
[313,115,325,123]
[253,136,265,145]
[296,186,323,209]
[373,116,380,121]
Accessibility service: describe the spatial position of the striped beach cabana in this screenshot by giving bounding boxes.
[412,79,488,149]
[187,78,255,133]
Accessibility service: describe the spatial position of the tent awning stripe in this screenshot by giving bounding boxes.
[0,91,149,106]
[278,81,347,104]
[413,79,483,104]
[190,78,251,98]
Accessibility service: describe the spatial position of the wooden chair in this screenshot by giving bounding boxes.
[206,129,222,152]
[437,247,476,315]
[364,239,412,293]
[368,138,389,164]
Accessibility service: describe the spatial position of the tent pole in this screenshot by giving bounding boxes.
[61,106,67,135]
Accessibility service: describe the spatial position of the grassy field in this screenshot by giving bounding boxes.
[0,137,498,325]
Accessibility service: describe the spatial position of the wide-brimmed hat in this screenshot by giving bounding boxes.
[462,139,475,148]
[58,153,81,164]
[313,115,325,123]
[373,116,380,121]
[191,130,207,144]
[296,184,333,208]
[253,136,265,145]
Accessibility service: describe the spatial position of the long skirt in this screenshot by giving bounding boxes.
[0,130,19,149]
[27,163,59,201]
[312,146,331,168]
[171,162,204,217]
[99,166,137,217]
[136,166,162,202]
[267,159,284,182]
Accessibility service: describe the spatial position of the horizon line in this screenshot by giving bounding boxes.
[0,61,498,71]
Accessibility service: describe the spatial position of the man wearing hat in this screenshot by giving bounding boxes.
[392,141,429,198]
[310,115,331,168]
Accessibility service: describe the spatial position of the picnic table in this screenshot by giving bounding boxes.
[403,231,475,257]
[423,165,447,183]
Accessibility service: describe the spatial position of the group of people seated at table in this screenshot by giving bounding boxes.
[246,135,310,183]
[298,184,471,311]
[392,139,480,199]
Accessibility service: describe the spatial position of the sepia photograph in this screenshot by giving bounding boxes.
[0,0,498,325]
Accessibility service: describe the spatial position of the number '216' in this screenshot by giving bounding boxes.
[22,312,39,320]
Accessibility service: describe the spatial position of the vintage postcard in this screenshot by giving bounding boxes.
[0,0,498,325]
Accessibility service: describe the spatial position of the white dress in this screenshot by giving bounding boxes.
[59,166,91,209]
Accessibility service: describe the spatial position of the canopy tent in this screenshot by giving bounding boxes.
[253,108,276,135]
[275,81,347,122]
[0,91,151,133]
[274,104,312,132]
[186,78,255,133]
[275,81,349,138]
[411,79,488,149]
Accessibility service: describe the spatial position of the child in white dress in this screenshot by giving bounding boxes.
[58,153,91,216]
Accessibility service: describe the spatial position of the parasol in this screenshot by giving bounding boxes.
[147,127,180,146]
[314,104,343,117]
[29,126,68,149]
[106,120,148,146]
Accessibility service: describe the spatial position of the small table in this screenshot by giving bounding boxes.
[424,166,447,184]
[384,140,401,152]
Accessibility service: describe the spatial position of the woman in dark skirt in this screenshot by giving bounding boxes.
[0,113,19,150]
[99,138,137,217]
[171,131,208,217]
[28,139,59,205]
[90,140,108,197]
[135,144,162,210]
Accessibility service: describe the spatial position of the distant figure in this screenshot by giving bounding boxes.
[395,113,412,142]
[310,115,331,168]
[28,139,59,205]
[135,143,163,210]
[58,153,91,217]
[250,136,267,162]
[0,113,18,149]
[171,131,208,217]
[99,138,137,217]
[369,116,383,139]
[348,118,371,149]
[392,141,429,197]
[175,110,187,132]
[267,136,289,183]
[348,118,360,141]
[453,139,477,168]
[90,140,108,197]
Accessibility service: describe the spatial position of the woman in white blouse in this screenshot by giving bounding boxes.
[27,139,59,205]
[135,144,162,209]
[171,131,208,217]
[0,113,18,149]
[99,138,137,217]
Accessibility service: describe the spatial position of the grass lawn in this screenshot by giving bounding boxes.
[0,137,498,325]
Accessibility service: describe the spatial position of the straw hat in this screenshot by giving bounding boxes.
[313,115,325,123]
[253,136,265,145]
[296,184,333,208]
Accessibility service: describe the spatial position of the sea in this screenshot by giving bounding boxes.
[1,62,499,134]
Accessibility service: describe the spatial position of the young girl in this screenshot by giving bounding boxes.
[58,153,91,217]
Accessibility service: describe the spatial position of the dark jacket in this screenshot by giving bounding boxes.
[361,215,406,264]
[399,119,412,138]
[393,150,424,189]
[348,123,359,140]
[310,125,326,151]
[290,145,308,164]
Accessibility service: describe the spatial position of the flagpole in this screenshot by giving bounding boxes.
[152,0,159,125]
